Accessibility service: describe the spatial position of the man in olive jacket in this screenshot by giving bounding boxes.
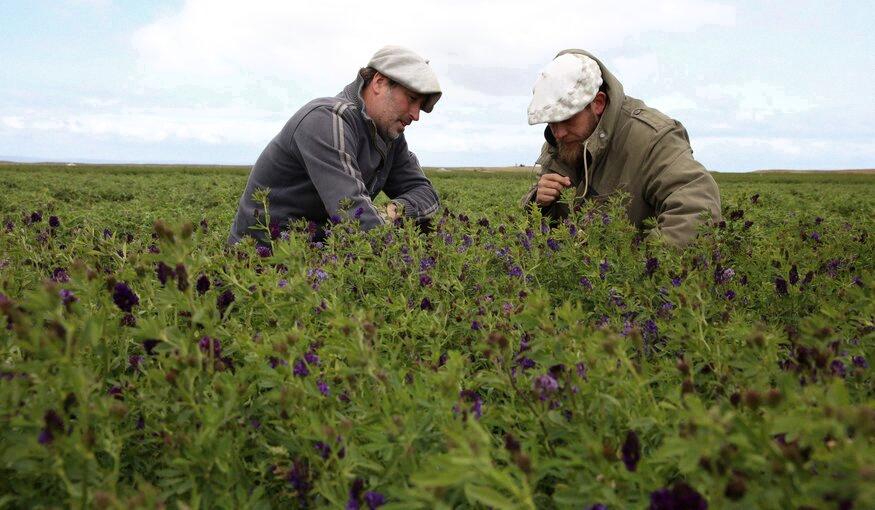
[521,49,721,246]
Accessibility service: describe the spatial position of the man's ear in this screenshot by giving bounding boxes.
[371,72,389,95]
[591,91,607,116]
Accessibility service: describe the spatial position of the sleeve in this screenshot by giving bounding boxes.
[642,122,722,246]
[382,136,440,222]
[293,104,385,230]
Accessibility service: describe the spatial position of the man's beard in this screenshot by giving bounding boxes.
[557,142,586,168]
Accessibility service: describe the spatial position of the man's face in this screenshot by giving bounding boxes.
[550,104,599,166]
[370,76,425,140]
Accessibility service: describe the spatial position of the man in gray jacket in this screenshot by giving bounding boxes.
[229,45,442,244]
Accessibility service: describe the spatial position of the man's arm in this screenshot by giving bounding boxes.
[642,121,722,246]
[520,143,573,221]
[294,105,386,229]
[382,137,440,223]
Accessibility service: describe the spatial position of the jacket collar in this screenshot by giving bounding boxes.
[337,74,393,153]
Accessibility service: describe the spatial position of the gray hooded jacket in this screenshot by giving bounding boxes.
[229,75,439,243]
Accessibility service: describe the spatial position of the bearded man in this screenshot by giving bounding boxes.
[229,45,441,244]
[521,49,721,246]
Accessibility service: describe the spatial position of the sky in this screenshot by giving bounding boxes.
[1,0,873,171]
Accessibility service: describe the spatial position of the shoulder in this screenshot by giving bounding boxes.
[291,97,362,135]
[621,97,676,134]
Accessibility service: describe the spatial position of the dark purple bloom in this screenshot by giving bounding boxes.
[364,491,386,509]
[419,297,433,310]
[329,214,342,225]
[419,257,436,271]
[216,289,235,315]
[831,360,846,378]
[49,215,60,228]
[59,289,77,305]
[576,362,588,380]
[304,351,320,365]
[643,320,658,342]
[50,267,69,283]
[459,390,483,419]
[774,277,788,296]
[269,220,281,240]
[508,265,523,278]
[112,282,139,312]
[198,336,222,357]
[546,238,560,251]
[471,320,481,331]
[293,359,309,377]
[419,274,432,286]
[649,482,708,510]
[129,355,143,369]
[156,262,174,286]
[148,244,160,254]
[256,245,272,258]
[317,379,330,396]
[108,385,123,398]
[729,209,744,221]
[852,355,868,369]
[268,356,287,369]
[4,219,14,232]
[30,211,43,223]
[621,430,641,471]
[852,275,863,287]
[314,441,331,459]
[102,228,112,239]
[143,339,161,355]
[750,193,760,204]
[533,373,558,400]
[576,276,593,290]
[38,409,64,445]
[588,505,607,510]
[714,266,734,285]
[250,419,261,430]
[287,459,311,495]
[645,257,659,277]
[196,274,210,295]
[599,260,610,279]
[724,290,736,301]
[789,264,799,286]
[517,357,536,371]
[671,276,682,287]
[810,231,821,242]
[743,220,753,230]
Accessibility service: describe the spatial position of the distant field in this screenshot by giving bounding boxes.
[0,162,872,508]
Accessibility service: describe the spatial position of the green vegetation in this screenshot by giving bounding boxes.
[0,164,872,509]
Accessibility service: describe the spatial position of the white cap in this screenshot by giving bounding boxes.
[367,45,442,113]
[527,53,603,125]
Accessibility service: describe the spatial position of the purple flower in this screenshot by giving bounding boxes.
[774,277,788,296]
[852,355,868,369]
[419,297,433,310]
[256,245,272,258]
[671,276,682,287]
[852,275,863,287]
[198,336,222,357]
[517,357,536,371]
[714,266,734,285]
[645,257,659,276]
[649,482,708,510]
[576,362,588,380]
[724,290,736,301]
[317,380,330,396]
[49,215,60,228]
[810,231,821,242]
[508,265,523,278]
[831,360,846,378]
[459,390,483,419]
[621,430,641,471]
[643,320,658,342]
[293,359,309,377]
[304,351,320,366]
[329,214,342,225]
[102,228,112,239]
[50,267,69,283]
[38,409,64,445]
[588,505,607,510]
[546,238,560,251]
[30,211,43,223]
[108,385,123,398]
[59,289,77,305]
[112,282,139,312]
[129,355,143,369]
[750,193,760,204]
[268,356,287,369]
[143,339,161,355]
[364,491,386,509]
[533,373,558,400]
[419,274,432,286]
[471,320,481,331]
[156,262,174,286]
[599,260,610,279]
[196,274,210,295]
[314,441,331,459]
[354,206,365,219]
[278,279,288,288]
[4,219,14,232]
[419,257,436,271]
[789,264,799,286]
[579,276,593,290]
[216,289,235,315]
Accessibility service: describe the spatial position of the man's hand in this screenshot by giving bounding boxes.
[535,173,572,206]
[386,202,403,221]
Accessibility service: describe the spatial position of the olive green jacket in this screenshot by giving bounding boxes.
[521,49,721,246]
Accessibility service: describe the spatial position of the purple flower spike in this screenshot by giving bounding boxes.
[419,274,432,286]
[645,257,659,276]
[112,282,139,312]
[156,262,174,286]
[293,359,309,377]
[304,351,320,365]
[533,373,558,400]
[317,380,330,396]
[196,274,211,295]
[49,216,60,228]
[59,289,77,305]
[774,277,789,296]
[621,430,641,472]
[649,482,708,510]
[364,491,386,509]
[831,360,847,378]
[314,441,331,459]
[508,265,523,278]
[216,289,235,315]
[852,355,868,369]
[547,238,560,251]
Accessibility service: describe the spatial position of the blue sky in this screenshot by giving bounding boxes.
[1,0,873,171]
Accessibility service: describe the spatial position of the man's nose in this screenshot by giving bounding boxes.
[410,104,421,122]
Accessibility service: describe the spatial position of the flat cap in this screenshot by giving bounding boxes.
[527,53,603,125]
[367,45,442,113]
